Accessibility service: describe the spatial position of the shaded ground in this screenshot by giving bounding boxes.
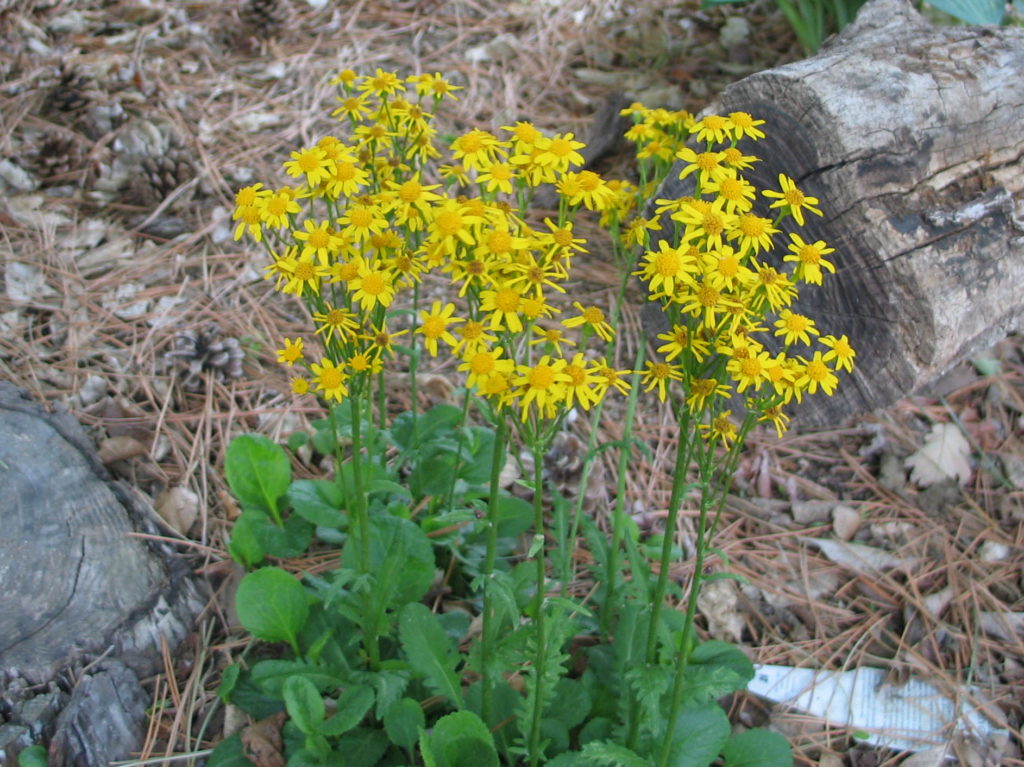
[0,1,1021,765]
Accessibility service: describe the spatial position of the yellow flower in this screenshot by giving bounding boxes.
[758,405,790,438]
[655,324,709,363]
[530,324,575,355]
[338,201,388,243]
[820,334,856,373]
[312,305,359,344]
[428,199,483,258]
[726,348,772,393]
[350,261,396,311]
[276,250,330,297]
[347,351,382,375]
[359,68,405,98]
[331,92,372,122]
[501,121,543,153]
[505,253,566,299]
[451,129,508,170]
[727,112,766,141]
[700,409,737,447]
[557,170,616,211]
[276,337,304,366]
[259,190,301,229]
[459,346,515,393]
[409,72,462,100]
[686,377,731,414]
[284,147,335,188]
[363,323,408,361]
[476,161,517,195]
[703,175,756,214]
[480,287,524,333]
[417,301,463,356]
[451,320,496,356]
[783,233,835,285]
[694,114,732,145]
[671,197,736,250]
[762,174,822,227]
[795,351,839,396]
[675,147,731,186]
[728,213,778,256]
[561,302,614,342]
[533,132,586,172]
[562,352,602,411]
[641,360,683,403]
[310,357,349,402]
[773,309,819,346]
[748,259,797,312]
[592,358,631,397]
[636,240,698,297]
[294,219,344,264]
[291,377,310,395]
[514,356,570,422]
[233,204,263,242]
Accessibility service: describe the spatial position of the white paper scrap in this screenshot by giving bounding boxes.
[748,664,1004,752]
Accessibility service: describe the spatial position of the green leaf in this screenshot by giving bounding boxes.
[579,741,654,767]
[235,567,310,649]
[684,641,755,703]
[722,728,793,767]
[319,685,374,737]
[216,663,241,704]
[493,493,533,538]
[283,676,324,735]
[926,0,1004,24]
[205,733,254,767]
[345,515,435,608]
[227,510,265,568]
[666,701,731,767]
[250,660,345,698]
[429,710,498,767]
[225,434,292,521]
[384,697,425,752]
[254,512,313,558]
[335,728,390,767]
[287,479,346,527]
[391,404,463,449]
[398,602,464,709]
[17,746,48,767]
[546,678,591,730]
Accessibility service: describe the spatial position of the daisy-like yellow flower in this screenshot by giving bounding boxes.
[672,197,736,250]
[276,337,304,366]
[701,245,751,292]
[312,305,359,344]
[501,121,543,153]
[330,68,358,89]
[641,359,683,403]
[451,320,496,357]
[234,183,269,210]
[762,174,822,227]
[338,200,388,244]
[409,72,462,101]
[233,204,263,242]
[324,157,370,199]
[521,295,558,323]
[428,198,483,258]
[533,132,586,172]
[479,286,524,333]
[703,175,757,214]
[350,260,396,311]
[284,147,335,188]
[530,324,575,355]
[310,357,349,402]
[726,348,772,393]
[686,377,731,414]
[562,352,602,411]
[259,189,301,229]
[675,279,739,330]
[694,114,732,145]
[748,260,798,312]
[795,351,840,396]
[819,334,856,373]
[557,170,617,211]
[514,355,570,422]
[387,174,443,223]
[331,92,372,123]
[359,68,405,98]
[783,233,836,285]
[413,301,460,358]
[294,219,343,263]
[773,309,819,346]
[459,346,515,393]
[727,112,766,141]
[347,351,382,375]
[362,323,408,361]
[505,253,566,299]
[451,129,508,171]
[675,147,731,187]
[758,405,791,438]
[728,213,778,256]
[636,240,699,297]
[656,324,709,363]
[592,358,631,397]
[561,301,614,343]
[291,377,310,395]
[700,409,737,447]
[764,352,798,401]
[476,160,517,196]
[720,146,759,171]
[277,250,331,297]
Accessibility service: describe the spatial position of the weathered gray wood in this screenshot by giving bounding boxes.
[653,0,1024,426]
[0,382,206,766]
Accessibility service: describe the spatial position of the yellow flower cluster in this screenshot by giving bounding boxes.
[612,107,854,438]
[234,69,630,423]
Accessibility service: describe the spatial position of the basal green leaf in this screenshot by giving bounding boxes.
[283,675,325,735]
[722,728,793,767]
[216,663,241,704]
[684,640,755,703]
[666,701,730,767]
[287,479,346,527]
[254,512,313,558]
[345,515,435,608]
[384,697,426,752]
[225,434,291,520]
[398,602,463,709]
[926,0,1004,24]
[319,685,374,737]
[335,728,390,767]
[250,660,344,698]
[205,733,252,767]
[579,741,654,767]
[429,710,498,767]
[226,509,266,568]
[235,567,310,649]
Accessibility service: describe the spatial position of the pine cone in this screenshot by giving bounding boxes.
[164,325,245,392]
[513,431,609,514]
[136,144,196,205]
[240,0,290,37]
[42,64,92,116]
[30,131,85,187]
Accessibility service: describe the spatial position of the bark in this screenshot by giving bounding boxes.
[653,0,1024,425]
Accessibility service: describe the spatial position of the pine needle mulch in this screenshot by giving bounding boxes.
[0,2,1021,766]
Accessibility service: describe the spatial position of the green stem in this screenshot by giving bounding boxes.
[348,393,379,669]
[643,404,695,665]
[527,439,547,767]
[480,415,508,731]
[599,342,646,635]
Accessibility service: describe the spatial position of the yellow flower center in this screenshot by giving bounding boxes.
[297,151,322,172]
[294,262,316,281]
[489,164,513,181]
[336,163,356,181]
[798,245,821,264]
[696,153,720,172]
[349,208,373,228]
[654,251,681,277]
[551,227,574,247]
[784,188,806,206]
[267,197,290,216]
[697,285,719,307]
[649,363,671,380]
[398,180,422,203]
[486,231,512,253]
[308,229,330,249]
[461,321,484,340]
[457,133,484,153]
[350,355,372,372]
[702,213,724,238]
[494,289,520,313]
[436,211,463,236]
[759,267,780,286]
[785,315,808,331]
[326,309,348,327]
[718,255,739,277]
[548,138,573,157]
[806,360,829,381]
[582,306,605,324]
[578,171,601,191]
[718,178,742,200]
[528,365,557,389]
[360,272,386,295]
[318,367,343,389]
[471,353,496,375]
[422,317,445,338]
[738,215,769,237]
[740,358,762,377]
[565,364,586,385]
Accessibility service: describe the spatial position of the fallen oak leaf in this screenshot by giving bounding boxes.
[905,422,971,487]
[240,711,287,767]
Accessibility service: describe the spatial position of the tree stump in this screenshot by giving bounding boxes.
[0,382,206,767]
[654,0,1024,426]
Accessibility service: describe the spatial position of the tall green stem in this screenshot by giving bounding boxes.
[479,415,508,731]
[348,393,379,668]
[527,439,547,767]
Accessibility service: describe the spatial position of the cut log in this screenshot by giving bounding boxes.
[652,0,1024,426]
